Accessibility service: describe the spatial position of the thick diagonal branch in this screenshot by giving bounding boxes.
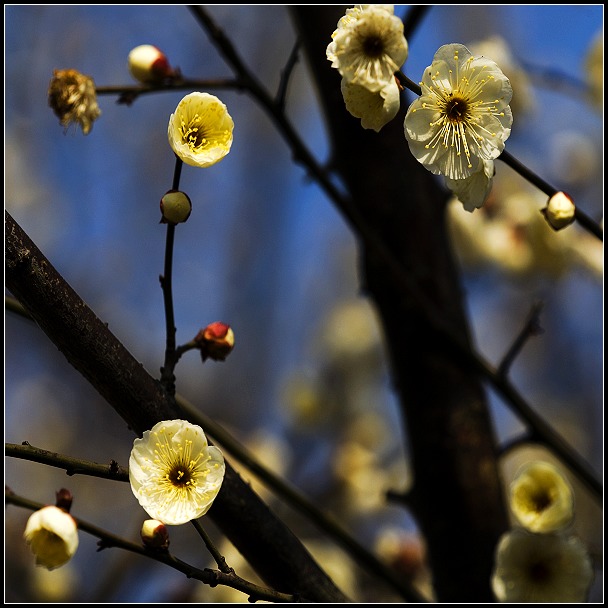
[5,210,348,602]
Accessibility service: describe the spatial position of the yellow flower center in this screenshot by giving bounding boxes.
[180,113,209,152]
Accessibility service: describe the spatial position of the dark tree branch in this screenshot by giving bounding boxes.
[291,7,509,602]
[5,210,348,603]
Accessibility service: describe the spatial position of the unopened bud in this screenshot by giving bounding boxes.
[542,191,576,230]
[128,45,175,84]
[141,519,170,550]
[194,322,235,361]
[160,190,192,224]
[55,488,74,513]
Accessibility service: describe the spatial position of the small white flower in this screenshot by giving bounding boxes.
[129,419,226,525]
[445,158,495,212]
[140,519,170,549]
[327,6,408,93]
[340,77,400,132]
[168,92,234,168]
[404,43,513,180]
[491,529,593,603]
[24,506,79,570]
[543,192,576,231]
[509,461,574,533]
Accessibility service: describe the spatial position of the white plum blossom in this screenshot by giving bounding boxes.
[168,92,234,168]
[24,506,79,570]
[404,43,513,180]
[327,6,408,93]
[491,529,593,603]
[129,419,226,525]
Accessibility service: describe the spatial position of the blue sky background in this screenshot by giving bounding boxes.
[5,5,603,602]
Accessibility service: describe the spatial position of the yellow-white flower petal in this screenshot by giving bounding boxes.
[445,158,495,212]
[341,77,400,132]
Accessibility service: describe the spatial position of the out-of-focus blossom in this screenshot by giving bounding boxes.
[445,158,495,212]
[340,77,400,131]
[129,419,225,525]
[468,35,536,116]
[24,505,79,570]
[542,191,576,231]
[48,69,101,135]
[446,180,602,280]
[168,92,234,168]
[31,564,78,602]
[128,44,175,83]
[548,130,599,187]
[404,43,512,180]
[327,6,408,93]
[584,30,603,111]
[509,461,574,533]
[491,529,594,602]
[160,190,192,224]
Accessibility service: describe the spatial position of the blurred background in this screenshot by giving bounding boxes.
[5,5,603,602]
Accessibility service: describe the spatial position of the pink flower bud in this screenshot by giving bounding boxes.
[194,322,235,361]
[128,45,175,84]
[160,190,192,224]
[140,519,170,550]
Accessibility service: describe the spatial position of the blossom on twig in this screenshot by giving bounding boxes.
[129,419,225,525]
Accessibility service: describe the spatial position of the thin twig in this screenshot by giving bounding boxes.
[191,519,233,574]
[497,302,544,377]
[5,442,129,481]
[401,5,431,41]
[275,39,300,111]
[5,488,306,603]
[159,157,183,394]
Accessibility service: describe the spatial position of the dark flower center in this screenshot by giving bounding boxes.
[169,466,192,487]
[363,35,384,58]
[445,96,468,123]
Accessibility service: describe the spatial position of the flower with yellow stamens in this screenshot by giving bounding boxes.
[327,6,408,93]
[168,92,234,168]
[404,43,512,180]
[129,419,225,525]
[509,461,574,533]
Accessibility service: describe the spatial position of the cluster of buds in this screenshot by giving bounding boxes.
[160,190,192,224]
[23,489,79,570]
[128,45,178,84]
[194,322,235,362]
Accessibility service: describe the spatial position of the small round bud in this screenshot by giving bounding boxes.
[55,488,74,513]
[140,519,170,550]
[160,190,192,224]
[128,45,175,84]
[194,322,235,361]
[542,191,576,231]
